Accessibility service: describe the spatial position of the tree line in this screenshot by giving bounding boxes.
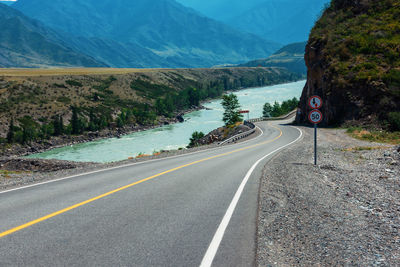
[4,84,226,145]
[263,97,299,118]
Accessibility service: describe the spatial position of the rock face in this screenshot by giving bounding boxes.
[296,0,400,127]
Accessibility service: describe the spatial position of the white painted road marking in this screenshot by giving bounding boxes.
[200,126,303,267]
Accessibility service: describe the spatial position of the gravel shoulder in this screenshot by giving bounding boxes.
[257,126,399,266]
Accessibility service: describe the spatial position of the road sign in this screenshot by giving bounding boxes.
[308,96,323,109]
[308,109,323,124]
[239,110,249,114]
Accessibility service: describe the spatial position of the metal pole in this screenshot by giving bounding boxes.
[314,123,317,165]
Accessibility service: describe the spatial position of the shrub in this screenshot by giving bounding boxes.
[387,112,400,131]
[188,131,205,147]
[66,80,83,87]
[57,96,71,104]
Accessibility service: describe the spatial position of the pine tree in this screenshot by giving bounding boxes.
[59,116,64,134]
[71,107,80,135]
[7,119,14,143]
[222,93,243,126]
[53,115,63,136]
[263,103,272,118]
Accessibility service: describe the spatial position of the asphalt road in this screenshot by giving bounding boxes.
[0,120,302,267]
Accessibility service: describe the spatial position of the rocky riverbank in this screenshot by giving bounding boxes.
[0,105,205,159]
[257,126,399,266]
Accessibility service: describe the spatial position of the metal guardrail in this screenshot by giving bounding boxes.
[219,121,256,146]
[247,109,297,123]
[218,110,297,146]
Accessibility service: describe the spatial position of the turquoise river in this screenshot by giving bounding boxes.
[27,80,305,163]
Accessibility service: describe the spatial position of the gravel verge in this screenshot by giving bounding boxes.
[257,126,399,266]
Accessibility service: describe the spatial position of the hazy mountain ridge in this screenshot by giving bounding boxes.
[227,0,329,44]
[13,0,281,68]
[176,0,330,44]
[0,3,105,68]
[239,42,307,75]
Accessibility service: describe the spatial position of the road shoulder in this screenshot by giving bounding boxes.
[257,127,399,266]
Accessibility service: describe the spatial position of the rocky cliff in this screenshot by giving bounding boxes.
[297,0,400,128]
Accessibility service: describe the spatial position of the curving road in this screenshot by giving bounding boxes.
[0,120,302,266]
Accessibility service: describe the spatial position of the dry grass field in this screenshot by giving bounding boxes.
[0,68,181,77]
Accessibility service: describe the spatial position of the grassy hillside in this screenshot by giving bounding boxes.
[0,67,301,145]
[239,42,307,75]
[297,0,400,129]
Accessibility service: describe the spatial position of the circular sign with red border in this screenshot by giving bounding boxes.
[308,96,323,109]
[308,109,323,124]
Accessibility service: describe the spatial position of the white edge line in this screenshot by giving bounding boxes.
[0,126,264,195]
[199,126,303,267]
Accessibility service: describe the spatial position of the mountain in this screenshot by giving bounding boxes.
[13,0,281,68]
[177,0,330,44]
[0,3,105,68]
[0,1,14,6]
[296,0,400,130]
[176,0,267,22]
[239,42,307,75]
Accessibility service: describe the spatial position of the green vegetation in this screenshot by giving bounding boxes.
[263,97,299,118]
[57,96,71,104]
[387,112,400,131]
[310,0,399,127]
[346,127,400,144]
[222,94,243,126]
[342,146,387,152]
[6,119,14,144]
[188,131,205,148]
[262,103,273,118]
[65,80,83,87]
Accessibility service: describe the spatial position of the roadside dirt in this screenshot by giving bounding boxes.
[257,127,399,266]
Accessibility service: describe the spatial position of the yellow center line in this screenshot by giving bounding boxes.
[0,125,283,238]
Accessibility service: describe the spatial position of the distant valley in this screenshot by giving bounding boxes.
[0,0,327,69]
[3,0,280,68]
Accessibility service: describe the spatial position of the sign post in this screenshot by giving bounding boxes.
[239,110,250,121]
[308,96,323,165]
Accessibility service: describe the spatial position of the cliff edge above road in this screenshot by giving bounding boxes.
[297,0,400,128]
